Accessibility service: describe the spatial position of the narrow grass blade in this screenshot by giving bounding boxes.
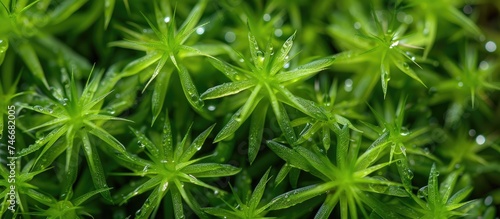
[82,132,112,201]
[182,163,241,177]
[248,101,268,164]
[201,80,256,100]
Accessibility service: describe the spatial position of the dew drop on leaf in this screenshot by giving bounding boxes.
[138,141,145,149]
[196,27,205,35]
[402,62,410,70]
[234,112,242,122]
[484,196,493,206]
[475,135,486,145]
[417,186,428,198]
[353,22,361,29]
[406,169,414,180]
[479,61,490,70]
[283,62,290,69]
[369,183,388,193]
[225,32,236,43]
[274,29,283,37]
[400,127,410,136]
[263,14,271,22]
[390,41,399,49]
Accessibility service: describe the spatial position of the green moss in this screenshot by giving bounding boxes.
[0,0,499,218]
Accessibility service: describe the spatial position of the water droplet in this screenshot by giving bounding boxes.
[417,186,428,198]
[344,78,353,92]
[484,196,493,206]
[485,41,497,52]
[162,182,169,192]
[283,62,290,69]
[214,190,219,195]
[400,127,410,136]
[160,159,168,163]
[0,38,7,54]
[390,41,399,49]
[256,50,264,62]
[475,135,486,145]
[406,169,414,180]
[207,105,216,111]
[224,31,236,43]
[34,105,43,111]
[263,14,271,22]
[463,5,473,14]
[369,182,388,193]
[234,112,242,122]
[163,17,171,23]
[454,163,461,169]
[468,129,476,137]
[479,61,490,70]
[353,22,361,29]
[107,108,116,115]
[428,87,437,95]
[423,147,430,154]
[138,141,145,149]
[423,28,429,36]
[274,29,283,37]
[135,209,142,216]
[433,170,440,177]
[457,81,464,87]
[196,27,205,35]
[402,62,410,69]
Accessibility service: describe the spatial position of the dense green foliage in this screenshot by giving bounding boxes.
[1,0,499,218]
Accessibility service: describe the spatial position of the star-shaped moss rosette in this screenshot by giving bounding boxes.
[329,8,426,98]
[0,0,92,88]
[429,44,500,127]
[204,168,275,219]
[404,164,478,218]
[26,187,111,219]
[114,111,240,219]
[111,0,231,122]
[0,160,49,217]
[294,77,363,151]
[268,126,408,218]
[361,96,436,163]
[403,0,482,58]
[17,70,129,201]
[201,30,334,163]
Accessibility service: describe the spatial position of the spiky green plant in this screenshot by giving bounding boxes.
[0,0,498,218]
[18,70,129,200]
[203,168,274,219]
[202,30,334,163]
[114,110,240,219]
[268,126,409,218]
